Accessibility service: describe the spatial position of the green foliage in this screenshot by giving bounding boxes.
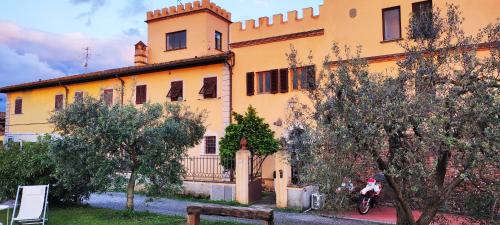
[0,136,54,201]
[286,5,499,224]
[0,136,89,204]
[464,192,497,220]
[219,106,279,168]
[49,97,206,209]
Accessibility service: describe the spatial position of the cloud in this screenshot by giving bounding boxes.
[0,45,65,86]
[123,28,141,37]
[121,0,147,17]
[0,20,134,81]
[69,0,107,26]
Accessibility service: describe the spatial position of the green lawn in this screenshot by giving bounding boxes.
[0,206,247,225]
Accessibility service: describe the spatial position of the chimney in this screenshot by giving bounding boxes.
[134,41,148,66]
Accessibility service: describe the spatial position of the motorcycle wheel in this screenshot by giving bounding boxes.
[357,197,371,215]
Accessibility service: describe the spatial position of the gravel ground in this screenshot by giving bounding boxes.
[86,192,375,225]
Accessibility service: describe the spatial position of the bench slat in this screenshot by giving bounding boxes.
[187,205,274,221]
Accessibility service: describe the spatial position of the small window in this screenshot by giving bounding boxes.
[166,30,187,51]
[199,77,217,99]
[412,0,433,39]
[215,31,222,51]
[74,92,84,102]
[167,81,183,101]
[292,66,316,90]
[14,98,22,114]
[382,6,401,41]
[55,94,64,111]
[205,136,216,154]
[136,85,147,105]
[103,89,113,106]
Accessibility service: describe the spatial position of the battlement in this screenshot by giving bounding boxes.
[232,6,321,31]
[146,0,231,22]
[230,4,323,43]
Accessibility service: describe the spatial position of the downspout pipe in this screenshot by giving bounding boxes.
[58,81,69,107]
[115,75,125,105]
[226,51,235,124]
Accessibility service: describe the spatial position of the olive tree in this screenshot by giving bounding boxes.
[49,97,205,210]
[287,5,499,225]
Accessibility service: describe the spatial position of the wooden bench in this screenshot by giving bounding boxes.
[186,205,274,225]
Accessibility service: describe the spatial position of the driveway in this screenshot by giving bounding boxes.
[86,192,376,225]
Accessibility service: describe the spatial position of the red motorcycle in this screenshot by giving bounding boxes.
[357,178,382,215]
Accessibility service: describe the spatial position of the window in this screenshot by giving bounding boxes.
[257,71,272,93]
[204,136,216,154]
[199,77,217,99]
[136,85,147,105]
[14,98,22,114]
[382,6,401,41]
[412,0,433,39]
[55,94,64,111]
[103,89,113,106]
[292,66,316,90]
[167,81,183,101]
[74,92,84,102]
[166,30,187,50]
[215,31,222,51]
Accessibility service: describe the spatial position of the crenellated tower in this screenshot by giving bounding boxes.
[145,0,231,64]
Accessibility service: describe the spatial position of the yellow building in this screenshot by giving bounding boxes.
[1,0,498,191]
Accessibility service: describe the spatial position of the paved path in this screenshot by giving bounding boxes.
[86,192,375,225]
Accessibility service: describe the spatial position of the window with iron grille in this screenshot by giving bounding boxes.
[14,98,22,114]
[382,6,401,41]
[199,77,217,99]
[166,30,187,50]
[167,81,183,101]
[103,89,113,106]
[136,85,147,105]
[412,0,433,39]
[74,92,84,102]
[215,31,222,51]
[55,94,64,111]
[205,136,216,154]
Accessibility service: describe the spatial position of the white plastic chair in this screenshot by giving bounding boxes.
[10,185,49,225]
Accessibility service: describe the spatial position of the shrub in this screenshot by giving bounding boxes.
[0,136,90,204]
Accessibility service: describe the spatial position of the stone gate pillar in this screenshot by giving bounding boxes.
[235,138,251,204]
[274,151,291,208]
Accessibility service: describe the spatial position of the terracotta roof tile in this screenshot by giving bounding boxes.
[0,53,232,93]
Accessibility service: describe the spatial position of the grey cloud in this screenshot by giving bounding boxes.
[121,0,147,17]
[0,21,134,85]
[69,0,107,26]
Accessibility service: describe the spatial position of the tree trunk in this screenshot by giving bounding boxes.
[126,167,137,210]
[396,203,415,225]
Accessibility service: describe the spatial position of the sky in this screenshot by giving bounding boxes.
[0,0,324,112]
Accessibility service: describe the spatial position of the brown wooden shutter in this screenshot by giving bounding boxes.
[279,69,289,93]
[270,69,279,94]
[74,92,83,102]
[55,94,64,111]
[136,85,147,104]
[203,77,217,99]
[15,99,22,114]
[246,72,254,96]
[168,81,183,101]
[104,89,113,106]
